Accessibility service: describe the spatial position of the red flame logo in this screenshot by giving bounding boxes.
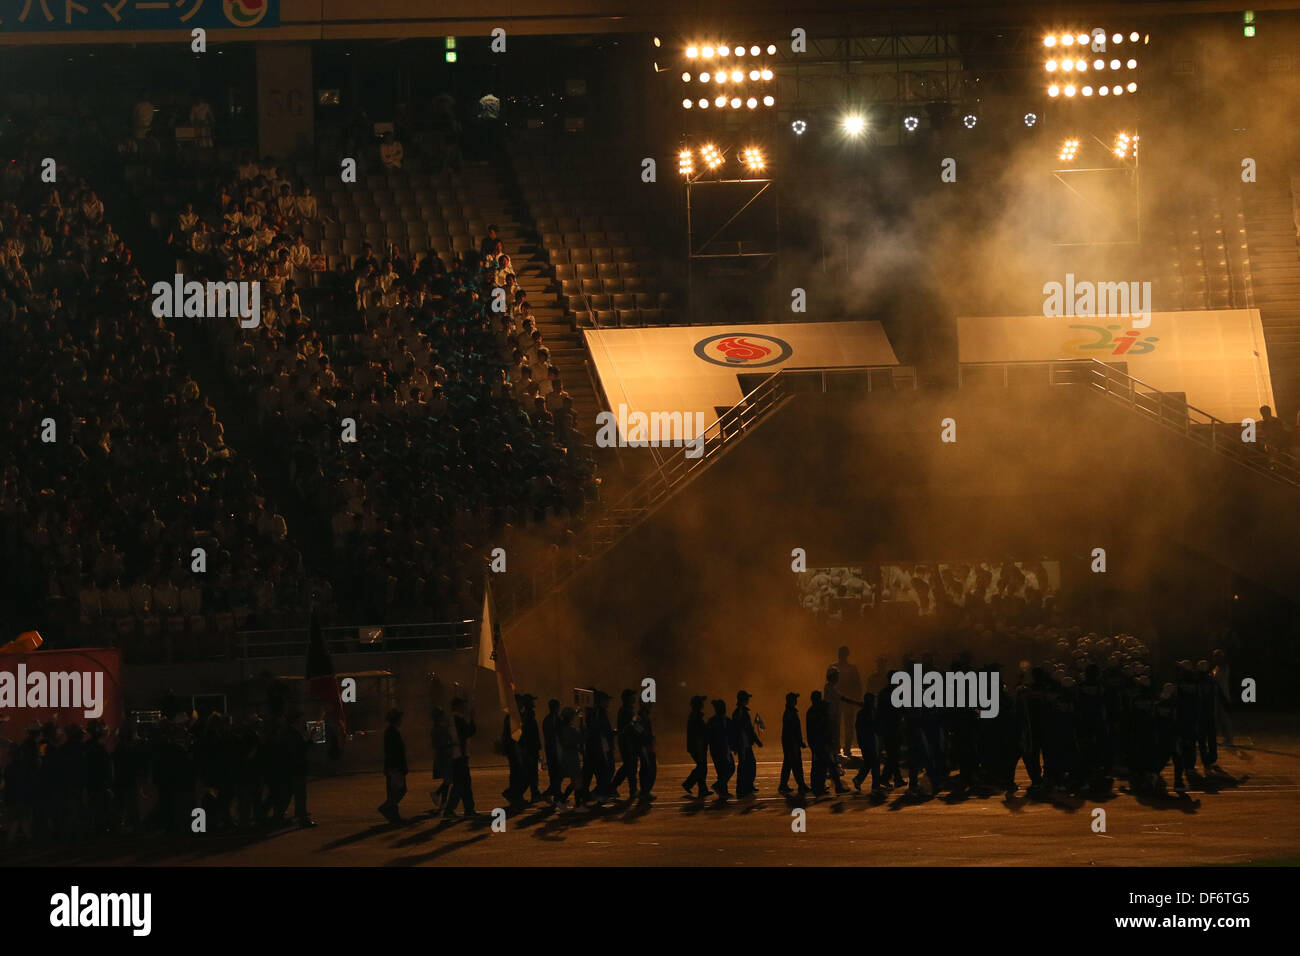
[715,337,773,363]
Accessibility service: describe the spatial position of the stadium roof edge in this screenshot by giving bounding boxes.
[4,0,1300,46]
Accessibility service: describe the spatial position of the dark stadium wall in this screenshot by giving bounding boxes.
[503,384,1300,722]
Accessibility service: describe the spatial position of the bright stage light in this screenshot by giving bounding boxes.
[1127,59,1137,69]
[767,44,777,54]
[1061,34,1073,46]
[700,71,711,82]
[1083,85,1093,96]
[1112,84,1123,95]
[701,143,723,170]
[716,72,725,84]
[682,72,691,82]
[678,149,694,176]
[1110,59,1120,69]
[1046,60,1058,72]
[1127,81,1137,92]
[1112,33,1122,43]
[741,146,765,171]
[842,114,866,136]
[715,95,727,107]
[1094,59,1104,69]
[1024,112,1038,126]
[687,46,699,58]
[1064,85,1076,97]
[1049,85,1061,97]
[1099,86,1109,96]
[746,97,757,109]
[750,69,760,81]
[730,97,742,109]
[750,45,760,55]
[792,119,806,134]
[1044,36,1057,47]
[698,98,709,108]
[702,45,714,58]
[903,115,920,131]
[682,98,692,109]
[1059,138,1080,162]
[719,45,730,56]
[1130,31,1140,41]
[761,69,773,80]
[963,114,977,128]
[763,95,774,106]
[1077,60,1087,72]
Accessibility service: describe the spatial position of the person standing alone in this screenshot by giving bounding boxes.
[378,709,407,824]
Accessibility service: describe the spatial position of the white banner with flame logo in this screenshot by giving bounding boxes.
[957,309,1275,422]
[585,320,899,437]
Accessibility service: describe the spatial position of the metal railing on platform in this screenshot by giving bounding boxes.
[959,358,1300,487]
[494,364,917,620]
[235,620,476,661]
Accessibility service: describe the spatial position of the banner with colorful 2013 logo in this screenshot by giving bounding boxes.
[0,0,278,32]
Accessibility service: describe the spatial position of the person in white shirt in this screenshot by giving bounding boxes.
[289,234,312,270]
[276,185,298,221]
[177,203,199,233]
[296,185,318,221]
[190,221,213,255]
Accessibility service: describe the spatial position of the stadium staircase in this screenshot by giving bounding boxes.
[1240,170,1300,421]
[959,359,1300,489]
[493,365,917,619]
[496,356,1300,622]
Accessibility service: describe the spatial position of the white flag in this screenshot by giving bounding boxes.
[478,586,495,671]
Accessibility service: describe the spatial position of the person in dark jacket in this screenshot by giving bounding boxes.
[876,674,906,789]
[516,694,543,803]
[84,720,114,834]
[610,689,639,799]
[807,690,846,796]
[778,692,808,795]
[731,690,762,797]
[431,707,455,809]
[633,701,657,800]
[1194,661,1220,772]
[285,711,315,827]
[556,707,583,806]
[705,699,734,798]
[542,698,563,802]
[579,690,614,804]
[682,695,709,798]
[378,708,407,823]
[444,698,478,817]
[851,693,881,793]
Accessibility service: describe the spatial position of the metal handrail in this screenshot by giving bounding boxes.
[494,364,916,620]
[960,359,1300,487]
[236,620,476,660]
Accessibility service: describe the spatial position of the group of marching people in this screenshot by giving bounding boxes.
[528,690,659,807]
[695,637,1236,802]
